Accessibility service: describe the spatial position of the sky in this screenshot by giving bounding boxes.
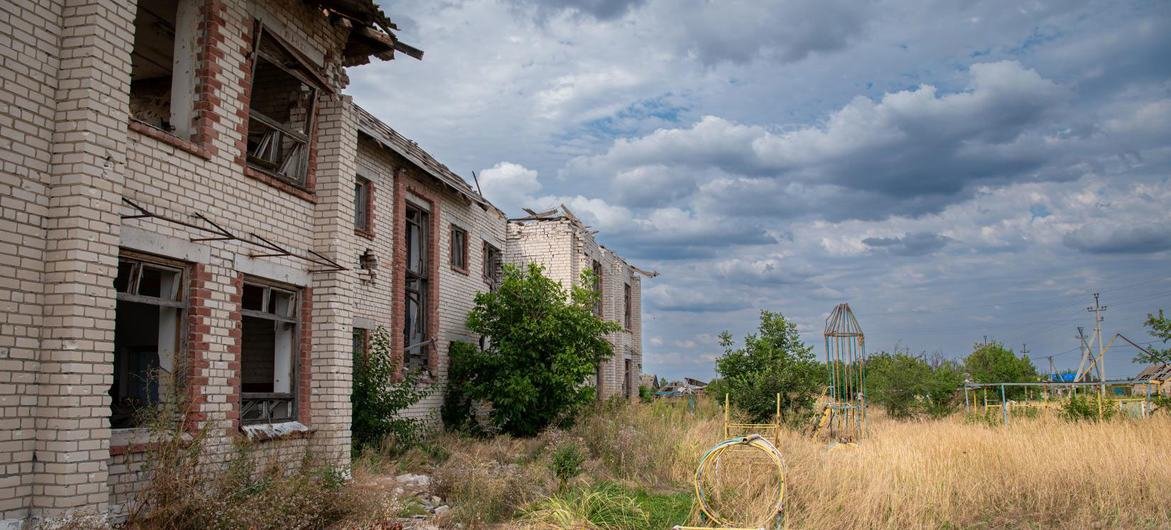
[350,0,1171,382]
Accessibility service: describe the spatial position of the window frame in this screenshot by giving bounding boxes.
[111,252,190,430]
[482,240,502,290]
[354,176,374,237]
[592,260,603,318]
[404,203,431,372]
[239,278,301,426]
[449,224,469,274]
[242,22,326,189]
[624,282,633,331]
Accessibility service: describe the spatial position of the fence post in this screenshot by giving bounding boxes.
[1000,384,1008,426]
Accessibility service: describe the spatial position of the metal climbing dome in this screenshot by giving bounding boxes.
[823,303,866,440]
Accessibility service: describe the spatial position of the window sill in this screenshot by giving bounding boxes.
[129,120,212,160]
[355,228,375,240]
[243,166,317,204]
[110,427,192,456]
[240,421,314,442]
[451,264,469,276]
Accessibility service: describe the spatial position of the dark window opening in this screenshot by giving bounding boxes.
[245,26,321,185]
[111,256,185,429]
[625,358,633,399]
[240,281,299,425]
[352,328,369,367]
[130,0,196,138]
[624,283,632,331]
[592,260,603,317]
[450,225,467,271]
[355,177,372,232]
[404,205,429,372]
[482,241,502,290]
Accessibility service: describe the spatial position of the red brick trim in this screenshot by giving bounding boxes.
[234,18,322,202]
[184,262,214,432]
[390,168,442,380]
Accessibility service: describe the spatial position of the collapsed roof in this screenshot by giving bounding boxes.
[315,0,423,65]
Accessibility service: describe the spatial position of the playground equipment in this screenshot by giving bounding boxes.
[673,434,786,530]
[723,393,782,445]
[821,303,866,440]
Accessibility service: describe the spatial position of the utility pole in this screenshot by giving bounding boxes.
[1087,293,1108,387]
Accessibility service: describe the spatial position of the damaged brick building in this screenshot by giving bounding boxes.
[0,0,648,526]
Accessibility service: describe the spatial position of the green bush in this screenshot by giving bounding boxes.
[638,385,654,403]
[715,310,822,425]
[550,443,586,488]
[444,263,620,436]
[1061,394,1117,422]
[351,326,430,452]
[866,352,962,419]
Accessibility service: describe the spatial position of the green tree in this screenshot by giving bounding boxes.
[351,327,430,452]
[445,263,620,436]
[1135,309,1171,364]
[866,352,963,419]
[964,341,1038,399]
[714,310,822,424]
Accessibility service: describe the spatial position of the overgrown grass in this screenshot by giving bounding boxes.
[403,397,1171,529]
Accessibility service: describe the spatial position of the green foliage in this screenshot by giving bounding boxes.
[715,310,821,424]
[638,385,654,403]
[1061,394,1117,422]
[1135,309,1171,364]
[866,352,963,419]
[964,341,1039,399]
[446,263,621,436]
[551,443,586,488]
[351,326,430,452]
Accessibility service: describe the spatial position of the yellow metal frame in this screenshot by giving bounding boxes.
[723,393,782,445]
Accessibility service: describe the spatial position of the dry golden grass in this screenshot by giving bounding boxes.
[779,413,1171,529]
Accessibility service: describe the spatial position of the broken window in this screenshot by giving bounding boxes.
[245,25,323,185]
[482,241,502,291]
[592,260,603,317]
[352,327,369,368]
[240,281,299,425]
[624,283,632,331]
[450,225,468,271]
[355,177,372,232]
[130,0,198,137]
[404,204,429,371]
[625,358,633,399]
[111,255,186,428]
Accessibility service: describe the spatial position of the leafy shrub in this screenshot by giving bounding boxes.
[638,385,654,403]
[445,263,620,436]
[551,443,586,488]
[1061,394,1117,422]
[866,352,963,419]
[351,326,430,452]
[715,310,822,425]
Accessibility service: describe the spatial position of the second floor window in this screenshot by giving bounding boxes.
[482,242,502,290]
[354,177,372,233]
[245,25,323,186]
[592,260,603,317]
[130,0,197,138]
[405,204,430,371]
[624,283,633,331]
[450,225,468,272]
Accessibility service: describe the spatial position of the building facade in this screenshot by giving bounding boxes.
[506,209,648,400]
[0,0,417,525]
[0,0,647,526]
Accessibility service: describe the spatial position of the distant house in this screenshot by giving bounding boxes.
[1132,364,1171,397]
